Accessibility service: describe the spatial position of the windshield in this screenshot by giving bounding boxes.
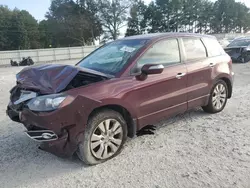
[228,39,250,47]
[77,39,148,75]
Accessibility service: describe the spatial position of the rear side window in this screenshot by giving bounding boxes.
[137,39,180,67]
[183,38,207,60]
[203,38,225,57]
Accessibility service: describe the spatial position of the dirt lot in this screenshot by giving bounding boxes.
[0,62,250,188]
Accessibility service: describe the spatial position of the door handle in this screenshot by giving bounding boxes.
[209,63,215,68]
[176,73,186,79]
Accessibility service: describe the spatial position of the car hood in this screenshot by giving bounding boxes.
[16,64,109,94]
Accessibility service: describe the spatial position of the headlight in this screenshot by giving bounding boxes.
[27,93,68,112]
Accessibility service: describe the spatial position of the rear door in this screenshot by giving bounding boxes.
[181,37,212,109]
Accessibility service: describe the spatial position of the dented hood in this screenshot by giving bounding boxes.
[16,64,79,94]
[16,64,109,94]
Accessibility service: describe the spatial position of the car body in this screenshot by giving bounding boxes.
[7,33,234,164]
[224,37,250,63]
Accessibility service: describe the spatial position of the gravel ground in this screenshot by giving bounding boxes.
[0,62,250,188]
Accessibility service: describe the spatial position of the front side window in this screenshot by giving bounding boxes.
[183,38,207,61]
[77,39,148,75]
[136,39,181,68]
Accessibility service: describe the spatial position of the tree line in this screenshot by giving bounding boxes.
[0,0,250,51]
[126,0,250,36]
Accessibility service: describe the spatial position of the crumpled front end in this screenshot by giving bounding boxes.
[6,89,84,157]
[224,47,250,63]
[19,106,84,158]
[6,64,106,158]
[224,47,242,61]
[7,88,101,157]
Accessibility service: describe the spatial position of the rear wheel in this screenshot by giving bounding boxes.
[202,80,228,113]
[77,110,127,165]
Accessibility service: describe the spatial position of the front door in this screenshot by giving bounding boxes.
[129,38,188,128]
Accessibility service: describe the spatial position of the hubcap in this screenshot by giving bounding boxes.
[90,119,123,160]
[212,84,227,110]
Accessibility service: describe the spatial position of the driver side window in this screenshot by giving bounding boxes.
[133,39,180,73]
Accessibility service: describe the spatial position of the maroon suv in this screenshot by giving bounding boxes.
[7,33,234,165]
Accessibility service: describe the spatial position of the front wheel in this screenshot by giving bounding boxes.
[237,56,248,63]
[77,109,127,165]
[202,80,228,114]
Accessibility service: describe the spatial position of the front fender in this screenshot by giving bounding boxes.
[100,98,138,119]
[75,95,138,124]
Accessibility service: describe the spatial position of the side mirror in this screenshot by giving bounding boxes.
[135,64,164,81]
[141,64,164,75]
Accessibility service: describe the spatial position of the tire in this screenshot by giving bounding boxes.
[237,56,245,63]
[77,109,127,165]
[202,80,228,114]
[245,55,250,63]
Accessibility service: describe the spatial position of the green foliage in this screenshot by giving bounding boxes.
[0,6,39,50]
[97,0,132,40]
[125,0,147,36]
[0,1,103,50]
[126,0,250,35]
[0,6,12,50]
[38,20,53,48]
[0,0,250,50]
[46,0,102,46]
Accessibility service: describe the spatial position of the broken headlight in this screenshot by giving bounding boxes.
[27,93,67,112]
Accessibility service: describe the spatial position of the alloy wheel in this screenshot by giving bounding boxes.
[90,119,123,160]
[212,84,227,110]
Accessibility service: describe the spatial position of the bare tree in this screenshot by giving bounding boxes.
[98,0,132,40]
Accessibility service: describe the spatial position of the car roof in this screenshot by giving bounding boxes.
[119,32,216,41]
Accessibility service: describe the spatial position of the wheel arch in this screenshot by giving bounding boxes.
[88,104,137,138]
[219,77,233,98]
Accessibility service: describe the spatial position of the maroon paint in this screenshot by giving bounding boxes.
[8,33,234,157]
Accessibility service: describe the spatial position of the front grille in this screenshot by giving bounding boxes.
[28,125,48,131]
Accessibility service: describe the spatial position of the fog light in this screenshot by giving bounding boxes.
[42,132,54,139]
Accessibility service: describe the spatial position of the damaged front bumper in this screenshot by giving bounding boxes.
[6,97,90,158]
